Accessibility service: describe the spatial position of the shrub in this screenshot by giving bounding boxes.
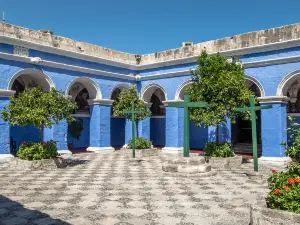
[128,138,152,149]
[17,140,57,160]
[204,142,234,157]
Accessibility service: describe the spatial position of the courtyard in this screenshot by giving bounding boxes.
[0,151,286,225]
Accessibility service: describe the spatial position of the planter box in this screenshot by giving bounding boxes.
[250,206,300,225]
[124,148,158,158]
[208,155,242,170]
[9,157,68,170]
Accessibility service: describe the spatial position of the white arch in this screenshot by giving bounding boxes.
[245,75,265,97]
[8,68,55,91]
[109,84,131,100]
[65,77,102,100]
[175,76,265,100]
[276,69,300,96]
[141,84,168,102]
[175,80,193,100]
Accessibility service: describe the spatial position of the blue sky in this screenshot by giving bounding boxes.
[0,0,299,54]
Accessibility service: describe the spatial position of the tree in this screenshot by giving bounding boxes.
[112,86,151,137]
[68,118,83,144]
[2,87,77,142]
[187,50,253,142]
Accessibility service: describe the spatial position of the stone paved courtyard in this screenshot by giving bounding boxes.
[0,151,287,225]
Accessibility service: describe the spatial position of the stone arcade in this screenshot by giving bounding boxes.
[0,22,299,160]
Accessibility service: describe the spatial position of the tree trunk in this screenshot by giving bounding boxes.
[39,127,43,143]
[135,121,139,138]
[215,125,219,143]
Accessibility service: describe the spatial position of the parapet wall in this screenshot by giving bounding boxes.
[1,22,300,66]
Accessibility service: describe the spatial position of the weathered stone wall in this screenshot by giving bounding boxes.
[2,22,300,66]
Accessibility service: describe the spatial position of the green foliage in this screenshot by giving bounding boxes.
[68,118,83,141]
[267,170,300,213]
[128,137,152,149]
[285,116,300,161]
[204,142,234,157]
[17,140,57,160]
[112,86,151,121]
[187,51,253,127]
[2,87,77,129]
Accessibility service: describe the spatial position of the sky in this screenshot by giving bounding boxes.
[0,0,299,54]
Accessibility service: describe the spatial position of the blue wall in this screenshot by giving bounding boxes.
[10,125,40,150]
[111,117,125,146]
[190,124,208,149]
[150,117,166,146]
[67,117,90,149]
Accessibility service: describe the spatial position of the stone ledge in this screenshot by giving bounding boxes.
[8,158,68,170]
[250,205,300,225]
[208,155,243,170]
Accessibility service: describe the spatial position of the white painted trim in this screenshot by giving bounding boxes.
[258,96,289,104]
[87,146,115,152]
[65,76,102,100]
[0,52,135,81]
[139,70,192,81]
[0,36,137,70]
[141,83,168,102]
[71,113,90,118]
[150,116,166,118]
[57,150,72,155]
[287,113,300,116]
[88,99,114,105]
[245,75,265,97]
[259,157,292,163]
[162,100,184,106]
[161,147,183,153]
[109,83,131,100]
[175,80,193,100]
[8,68,55,90]
[0,89,15,97]
[0,154,14,160]
[276,69,300,96]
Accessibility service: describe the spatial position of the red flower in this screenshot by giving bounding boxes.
[148,140,151,142]
[43,141,47,146]
[271,169,276,174]
[274,189,280,195]
[218,142,222,145]
[21,141,26,146]
[284,186,289,191]
[288,178,295,185]
[295,178,300,183]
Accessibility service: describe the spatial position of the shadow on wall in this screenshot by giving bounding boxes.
[10,125,40,150]
[208,122,231,144]
[0,195,70,224]
[67,117,90,149]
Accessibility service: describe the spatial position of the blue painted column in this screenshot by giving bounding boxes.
[87,99,114,152]
[162,103,184,153]
[258,96,289,158]
[0,93,13,156]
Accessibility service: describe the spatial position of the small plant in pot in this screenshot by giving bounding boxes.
[17,140,58,160]
[128,137,152,149]
[204,142,234,158]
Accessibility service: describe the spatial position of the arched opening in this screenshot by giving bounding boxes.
[9,69,54,155]
[176,80,209,150]
[66,77,101,153]
[142,84,166,148]
[231,78,263,156]
[110,85,129,148]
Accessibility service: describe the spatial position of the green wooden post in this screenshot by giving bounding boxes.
[184,95,190,157]
[235,95,272,171]
[124,103,146,159]
[131,103,136,158]
[166,95,208,157]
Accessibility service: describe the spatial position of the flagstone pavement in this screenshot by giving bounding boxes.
[0,151,287,225]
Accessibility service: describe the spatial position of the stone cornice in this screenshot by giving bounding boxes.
[3,22,300,70]
[0,89,15,97]
[162,100,184,106]
[258,96,290,104]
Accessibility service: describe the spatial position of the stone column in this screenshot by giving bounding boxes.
[0,90,15,159]
[87,99,114,152]
[162,101,184,153]
[258,96,289,159]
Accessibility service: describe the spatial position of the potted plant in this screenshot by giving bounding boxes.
[127,137,158,157]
